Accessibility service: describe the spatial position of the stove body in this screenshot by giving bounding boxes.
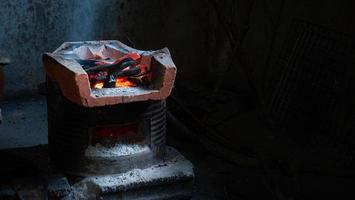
[47,80,166,175]
[43,41,194,199]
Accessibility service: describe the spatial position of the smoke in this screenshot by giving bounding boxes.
[65,0,99,41]
[66,0,124,41]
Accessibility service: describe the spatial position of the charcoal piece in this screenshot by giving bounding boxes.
[120,60,136,69]
[84,58,134,72]
[111,66,141,78]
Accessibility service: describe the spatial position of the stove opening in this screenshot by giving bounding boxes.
[90,121,148,146]
[74,46,152,89]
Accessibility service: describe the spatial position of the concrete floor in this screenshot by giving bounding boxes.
[0,96,47,149]
[2,97,355,199]
[0,96,234,199]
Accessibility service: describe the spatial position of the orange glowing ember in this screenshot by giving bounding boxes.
[115,77,136,87]
[93,81,104,89]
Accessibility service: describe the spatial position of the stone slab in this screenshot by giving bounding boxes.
[63,147,194,200]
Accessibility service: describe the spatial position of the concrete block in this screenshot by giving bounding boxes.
[64,147,194,200]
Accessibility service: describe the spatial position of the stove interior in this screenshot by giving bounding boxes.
[46,77,168,175]
[59,43,152,89]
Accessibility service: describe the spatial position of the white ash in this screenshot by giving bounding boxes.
[63,180,100,200]
[91,87,158,98]
[64,147,194,199]
[86,147,194,194]
[85,144,150,158]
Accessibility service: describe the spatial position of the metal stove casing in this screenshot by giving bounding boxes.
[47,79,167,176]
[43,41,194,199]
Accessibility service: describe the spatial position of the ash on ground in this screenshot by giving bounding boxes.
[85,144,150,157]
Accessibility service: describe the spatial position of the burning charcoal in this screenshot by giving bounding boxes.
[95,73,107,81]
[122,66,141,76]
[102,66,141,88]
[85,54,139,73]
[85,62,123,72]
[120,59,136,69]
[111,66,141,78]
[88,71,108,81]
[97,59,134,72]
[81,51,144,89]
[104,77,116,88]
[128,76,150,85]
[115,77,137,87]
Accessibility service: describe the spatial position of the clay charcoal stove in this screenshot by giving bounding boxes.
[42,40,194,199]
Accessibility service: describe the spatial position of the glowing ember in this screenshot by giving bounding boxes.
[86,52,147,89]
[93,81,104,89]
[115,77,136,87]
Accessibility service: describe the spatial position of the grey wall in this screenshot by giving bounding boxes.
[0,0,211,98]
[3,0,355,100]
[0,0,125,96]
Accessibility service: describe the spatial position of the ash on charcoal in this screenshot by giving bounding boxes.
[85,144,150,158]
[87,147,194,194]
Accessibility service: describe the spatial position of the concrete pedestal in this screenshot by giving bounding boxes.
[52,147,194,200]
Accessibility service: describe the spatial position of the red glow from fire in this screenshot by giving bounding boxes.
[115,77,136,87]
[93,81,104,89]
[87,52,147,89]
[91,123,139,145]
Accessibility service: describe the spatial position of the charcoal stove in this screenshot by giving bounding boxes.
[43,41,194,199]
